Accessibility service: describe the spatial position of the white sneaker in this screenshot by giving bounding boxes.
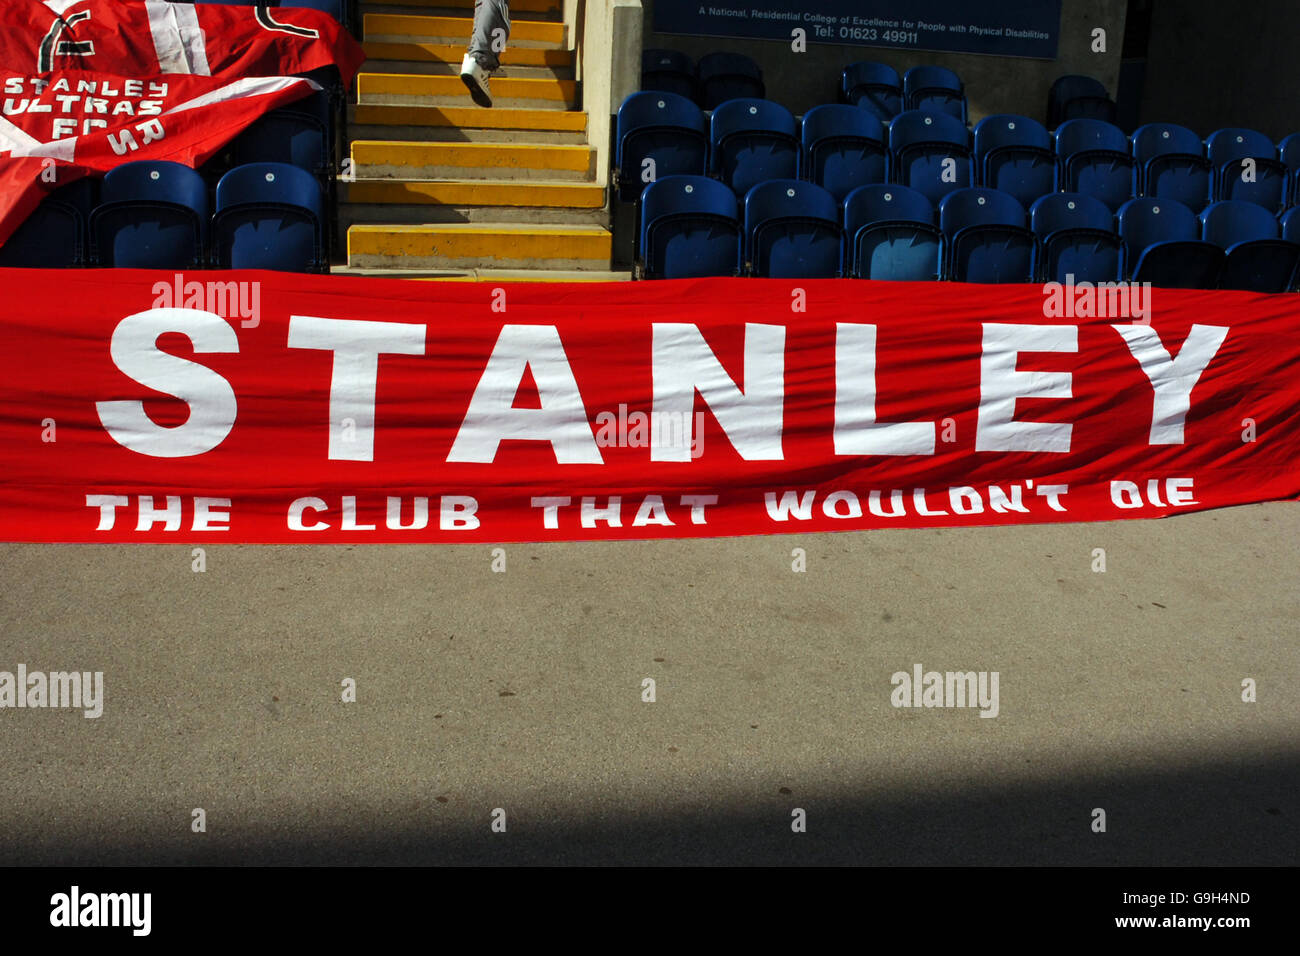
[460,53,493,108]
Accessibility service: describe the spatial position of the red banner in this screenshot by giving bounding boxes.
[0,270,1297,543]
[6,1,364,84]
[0,69,319,247]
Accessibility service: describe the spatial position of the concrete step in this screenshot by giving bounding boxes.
[362,40,573,78]
[365,14,566,48]
[355,72,577,109]
[361,59,573,81]
[361,0,562,18]
[341,179,606,225]
[348,103,587,143]
[350,140,595,180]
[347,222,613,270]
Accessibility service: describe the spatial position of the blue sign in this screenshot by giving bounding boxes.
[653,1,1062,60]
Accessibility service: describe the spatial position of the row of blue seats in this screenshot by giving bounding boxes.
[644,53,1116,131]
[0,161,326,272]
[643,54,976,126]
[615,93,1300,216]
[643,50,766,111]
[635,176,1300,292]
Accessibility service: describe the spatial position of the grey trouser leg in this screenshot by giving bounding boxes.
[468,0,511,72]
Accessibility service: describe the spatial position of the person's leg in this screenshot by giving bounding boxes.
[461,0,510,107]
[468,0,511,72]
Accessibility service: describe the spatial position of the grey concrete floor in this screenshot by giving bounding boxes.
[0,501,1296,865]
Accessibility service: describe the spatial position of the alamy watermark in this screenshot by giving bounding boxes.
[593,404,705,458]
[891,663,999,717]
[1043,274,1151,323]
[152,273,261,328]
[0,665,103,718]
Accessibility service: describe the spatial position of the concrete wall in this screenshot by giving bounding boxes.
[639,0,1128,125]
[1139,0,1300,139]
[575,0,644,189]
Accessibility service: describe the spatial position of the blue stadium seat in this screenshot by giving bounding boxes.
[90,160,207,268]
[642,49,696,101]
[229,90,331,179]
[842,184,941,281]
[213,163,324,272]
[696,52,764,110]
[1118,197,1222,288]
[1055,119,1135,212]
[1200,200,1300,293]
[1282,206,1300,244]
[903,66,966,123]
[973,114,1055,209]
[841,62,903,123]
[1030,192,1123,283]
[1278,132,1300,208]
[800,104,887,202]
[888,110,973,207]
[637,176,740,280]
[1131,122,1210,211]
[1047,74,1108,129]
[710,98,799,197]
[743,180,841,278]
[0,179,95,268]
[938,188,1034,283]
[614,91,707,203]
[1206,127,1288,212]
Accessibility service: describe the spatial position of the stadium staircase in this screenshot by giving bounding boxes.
[337,0,624,280]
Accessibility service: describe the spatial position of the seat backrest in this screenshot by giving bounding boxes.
[802,104,884,151]
[1279,132,1300,173]
[974,114,1051,161]
[938,188,1026,238]
[1207,127,1277,167]
[889,109,969,153]
[1282,206,1300,242]
[904,65,962,97]
[1048,74,1107,120]
[844,183,933,231]
[231,111,328,173]
[216,162,322,217]
[842,61,901,96]
[711,98,797,146]
[100,160,207,215]
[0,198,82,267]
[744,180,840,277]
[1055,118,1129,160]
[640,175,737,244]
[1118,197,1198,259]
[616,91,704,163]
[697,52,764,106]
[1030,192,1113,239]
[697,51,762,83]
[642,49,696,98]
[1200,199,1280,248]
[1131,123,1203,164]
[643,49,693,76]
[744,179,839,234]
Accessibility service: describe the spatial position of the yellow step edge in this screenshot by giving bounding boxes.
[357,73,577,101]
[348,224,611,260]
[364,15,565,44]
[362,42,572,67]
[351,104,587,132]
[350,140,593,172]
[345,180,605,208]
